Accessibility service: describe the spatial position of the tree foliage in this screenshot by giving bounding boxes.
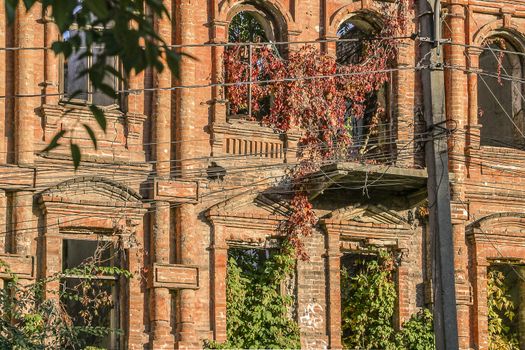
[205,247,300,349]
[5,0,181,168]
[341,250,435,350]
[0,260,131,349]
[488,268,519,350]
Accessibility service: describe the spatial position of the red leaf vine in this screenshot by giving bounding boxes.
[224,1,410,258]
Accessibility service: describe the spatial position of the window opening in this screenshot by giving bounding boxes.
[214,246,299,348]
[62,27,119,107]
[340,251,396,348]
[487,263,524,349]
[478,41,525,149]
[226,10,276,121]
[337,18,392,161]
[61,239,120,349]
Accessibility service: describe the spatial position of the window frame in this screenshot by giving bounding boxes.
[60,234,123,350]
[59,23,123,108]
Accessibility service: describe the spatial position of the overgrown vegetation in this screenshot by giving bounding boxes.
[488,267,520,350]
[341,250,435,350]
[0,261,131,349]
[223,0,410,258]
[205,246,300,349]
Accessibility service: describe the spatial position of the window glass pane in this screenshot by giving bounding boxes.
[61,239,117,349]
[62,278,117,348]
[92,44,118,106]
[478,43,520,148]
[62,239,112,270]
[64,30,89,101]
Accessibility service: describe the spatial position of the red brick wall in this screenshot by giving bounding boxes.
[2,0,525,349]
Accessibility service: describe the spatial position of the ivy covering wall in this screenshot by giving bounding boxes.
[341,250,435,350]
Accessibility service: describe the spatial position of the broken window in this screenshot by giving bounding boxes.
[337,18,392,160]
[62,29,119,106]
[478,40,525,148]
[61,239,121,349]
[487,263,524,349]
[226,8,277,120]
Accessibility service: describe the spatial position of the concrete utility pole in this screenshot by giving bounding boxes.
[418,0,460,349]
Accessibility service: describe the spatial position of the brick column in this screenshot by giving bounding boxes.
[471,254,488,350]
[43,9,60,106]
[325,230,342,349]
[149,0,175,347]
[466,48,482,180]
[14,3,39,257]
[42,214,61,297]
[210,20,227,125]
[395,40,416,167]
[176,204,198,349]
[211,222,227,342]
[0,5,7,163]
[127,223,147,349]
[396,248,411,328]
[150,202,174,349]
[444,4,470,348]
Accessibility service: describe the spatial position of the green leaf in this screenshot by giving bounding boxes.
[84,0,109,19]
[41,130,66,153]
[89,105,107,132]
[70,142,81,169]
[83,124,98,150]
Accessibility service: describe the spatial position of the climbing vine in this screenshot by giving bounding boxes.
[341,250,434,349]
[223,0,410,257]
[205,246,300,349]
[488,267,519,350]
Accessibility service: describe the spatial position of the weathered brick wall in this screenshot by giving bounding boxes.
[2,0,525,349]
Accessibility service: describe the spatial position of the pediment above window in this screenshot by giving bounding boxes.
[38,176,145,215]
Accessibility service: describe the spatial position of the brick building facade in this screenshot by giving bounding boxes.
[1,0,525,349]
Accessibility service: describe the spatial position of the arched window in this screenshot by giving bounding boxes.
[478,39,524,148]
[226,5,281,121]
[337,16,391,158]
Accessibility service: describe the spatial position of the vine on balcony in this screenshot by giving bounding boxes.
[224,1,410,257]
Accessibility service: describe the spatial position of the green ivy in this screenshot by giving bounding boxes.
[488,268,519,350]
[341,250,435,350]
[205,246,300,349]
[395,309,435,350]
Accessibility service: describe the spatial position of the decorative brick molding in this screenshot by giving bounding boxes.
[154,178,199,203]
[211,120,300,165]
[0,254,35,279]
[151,263,199,289]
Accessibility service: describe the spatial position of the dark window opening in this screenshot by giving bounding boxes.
[63,30,119,107]
[478,41,525,149]
[61,239,120,349]
[228,11,269,44]
[337,19,392,160]
[226,10,277,121]
[487,263,524,349]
